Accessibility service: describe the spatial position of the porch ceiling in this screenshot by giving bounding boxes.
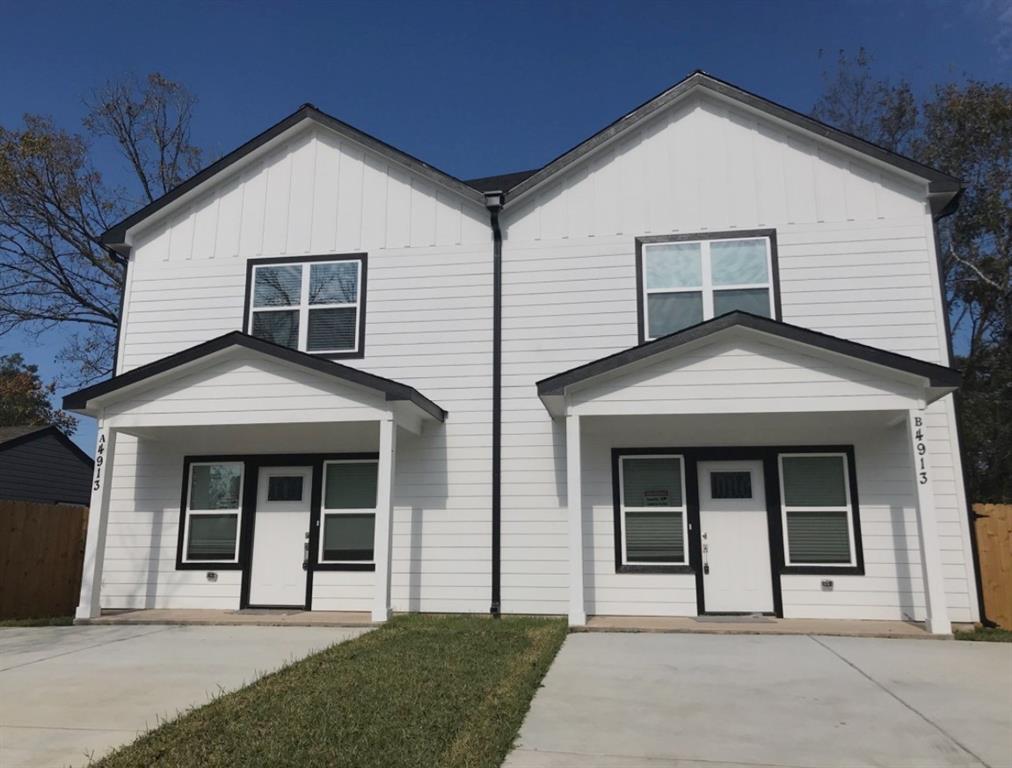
[537,312,959,418]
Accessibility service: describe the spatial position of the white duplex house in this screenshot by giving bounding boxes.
[67,72,980,634]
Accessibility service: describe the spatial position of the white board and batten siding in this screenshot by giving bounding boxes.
[498,92,977,622]
[105,124,494,614]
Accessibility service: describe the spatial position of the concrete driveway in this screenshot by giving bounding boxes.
[0,624,368,768]
[506,633,1012,768]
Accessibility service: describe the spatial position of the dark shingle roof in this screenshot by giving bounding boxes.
[464,170,540,193]
[0,425,49,446]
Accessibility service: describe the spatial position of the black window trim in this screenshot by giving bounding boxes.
[611,445,865,618]
[319,457,381,566]
[242,253,367,360]
[635,229,782,345]
[616,453,691,570]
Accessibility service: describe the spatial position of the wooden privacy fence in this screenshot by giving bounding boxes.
[974,503,1012,629]
[0,501,88,620]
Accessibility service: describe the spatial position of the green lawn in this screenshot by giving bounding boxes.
[0,615,74,627]
[954,626,1012,642]
[93,614,567,768]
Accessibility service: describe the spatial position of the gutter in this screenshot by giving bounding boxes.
[484,191,504,617]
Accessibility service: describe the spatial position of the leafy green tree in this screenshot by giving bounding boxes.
[814,51,1011,503]
[0,74,202,384]
[0,353,77,434]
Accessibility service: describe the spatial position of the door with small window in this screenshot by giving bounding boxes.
[698,460,774,614]
[249,466,313,608]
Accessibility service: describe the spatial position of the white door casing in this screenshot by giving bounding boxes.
[249,466,313,607]
[698,460,774,613]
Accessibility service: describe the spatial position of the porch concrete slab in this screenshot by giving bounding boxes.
[0,624,368,768]
[82,607,374,627]
[504,632,1009,768]
[582,614,939,638]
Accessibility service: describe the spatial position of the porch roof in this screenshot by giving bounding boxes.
[536,312,961,417]
[63,332,447,423]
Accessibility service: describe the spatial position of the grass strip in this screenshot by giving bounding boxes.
[93,614,567,768]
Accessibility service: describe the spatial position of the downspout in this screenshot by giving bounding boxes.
[485,191,504,617]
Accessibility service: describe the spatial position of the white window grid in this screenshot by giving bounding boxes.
[642,236,774,340]
[248,258,361,354]
[182,461,244,564]
[318,459,379,564]
[777,452,857,567]
[618,454,689,566]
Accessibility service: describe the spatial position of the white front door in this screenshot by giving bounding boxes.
[698,460,774,613]
[249,466,313,608]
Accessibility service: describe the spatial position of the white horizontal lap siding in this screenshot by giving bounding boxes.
[109,124,494,614]
[499,92,973,619]
[100,435,242,610]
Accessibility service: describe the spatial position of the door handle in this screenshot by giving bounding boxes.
[303,531,310,571]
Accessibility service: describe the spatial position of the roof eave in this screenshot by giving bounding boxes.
[63,332,447,422]
[536,312,962,402]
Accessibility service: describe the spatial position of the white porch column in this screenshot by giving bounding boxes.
[372,415,397,622]
[906,409,950,635]
[76,424,117,620]
[566,413,586,626]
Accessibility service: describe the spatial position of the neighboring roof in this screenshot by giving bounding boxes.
[465,169,540,193]
[63,332,447,422]
[0,425,94,467]
[100,104,487,252]
[537,311,962,399]
[504,71,961,212]
[0,425,49,445]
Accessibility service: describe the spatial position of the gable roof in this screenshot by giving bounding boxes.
[63,332,447,422]
[100,71,963,252]
[100,104,487,253]
[0,425,94,467]
[537,311,961,403]
[502,71,961,214]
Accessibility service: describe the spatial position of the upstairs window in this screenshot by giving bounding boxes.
[638,232,777,340]
[246,255,365,357]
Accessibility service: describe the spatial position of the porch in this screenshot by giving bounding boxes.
[63,333,448,624]
[536,312,963,634]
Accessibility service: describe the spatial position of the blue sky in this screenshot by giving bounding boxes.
[2,0,1010,454]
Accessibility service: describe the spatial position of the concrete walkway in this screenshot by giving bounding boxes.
[505,632,1012,768]
[582,614,939,638]
[0,624,368,768]
[81,607,374,627]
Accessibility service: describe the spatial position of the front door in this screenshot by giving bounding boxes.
[249,466,313,608]
[698,460,773,613]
